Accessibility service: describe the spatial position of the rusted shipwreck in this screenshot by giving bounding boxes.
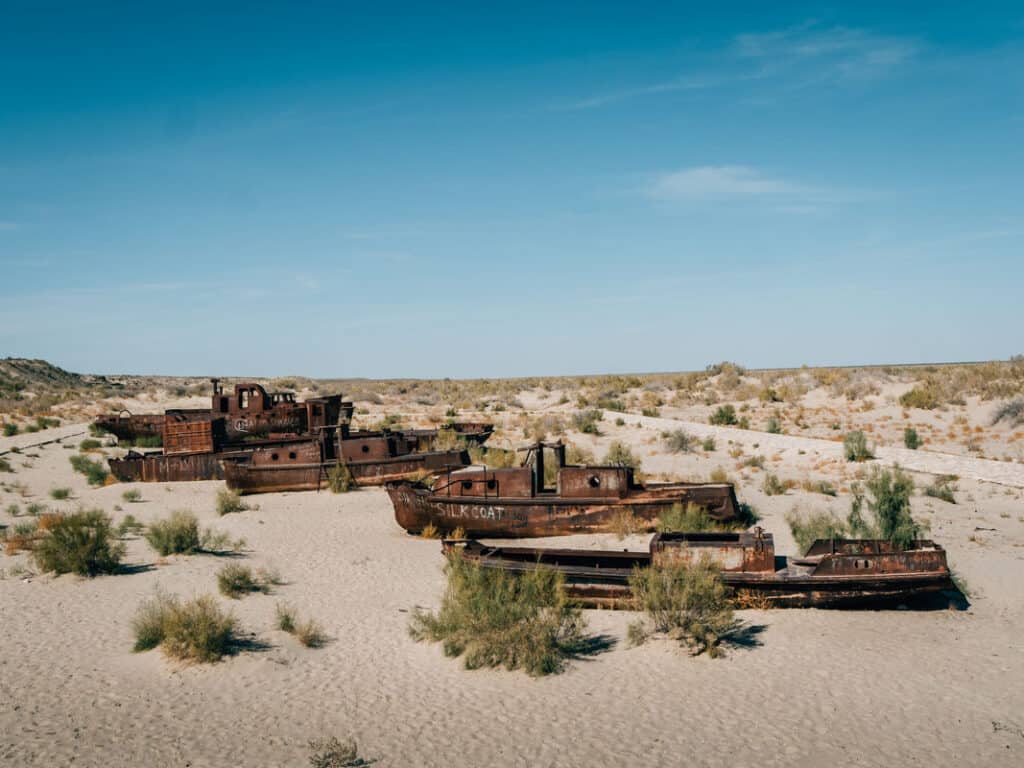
[221,425,474,494]
[95,379,355,443]
[445,530,955,608]
[386,441,741,538]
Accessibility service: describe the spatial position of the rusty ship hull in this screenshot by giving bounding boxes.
[223,449,471,494]
[449,534,955,608]
[386,480,740,538]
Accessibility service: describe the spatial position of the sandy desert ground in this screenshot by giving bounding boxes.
[2,362,1024,767]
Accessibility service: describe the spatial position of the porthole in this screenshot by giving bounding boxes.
[462,480,473,490]
[361,445,370,453]
[587,475,601,488]
[486,479,496,490]
[271,453,279,461]
[288,451,297,460]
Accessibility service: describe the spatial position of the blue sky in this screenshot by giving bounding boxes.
[1,1,1022,378]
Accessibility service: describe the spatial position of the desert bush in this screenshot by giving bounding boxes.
[145,511,201,555]
[854,465,921,549]
[419,522,441,539]
[49,487,71,500]
[924,475,958,504]
[275,602,297,633]
[709,405,737,425]
[992,399,1024,427]
[33,509,125,576]
[765,417,782,434]
[326,462,355,493]
[657,502,719,532]
[121,489,142,503]
[571,409,603,435]
[468,445,519,469]
[5,502,20,517]
[708,466,732,484]
[742,455,765,469]
[308,736,371,768]
[628,554,735,657]
[131,589,176,652]
[843,431,873,462]
[295,619,327,648]
[900,386,940,410]
[2,423,18,437]
[800,479,837,497]
[701,436,716,451]
[217,563,269,598]
[116,514,145,537]
[78,438,102,452]
[603,441,641,470]
[786,508,849,554]
[409,551,588,676]
[69,454,110,485]
[664,429,693,453]
[215,489,249,516]
[761,473,787,496]
[903,427,922,450]
[0,457,11,473]
[609,509,640,538]
[135,593,237,663]
[5,519,39,554]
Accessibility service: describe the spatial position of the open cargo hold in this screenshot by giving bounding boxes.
[386,441,741,537]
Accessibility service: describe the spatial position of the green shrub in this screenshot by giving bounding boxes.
[843,431,873,462]
[215,489,249,516]
[121,489,142,503]
[786,508,849,554]
[737,416,750,429]
[154,594,237,663]
[664,430,693,453]
[761,473,787,496]
[657,502,721,532]
[627,553,735,658]
[0,457,11,473]
[308,736,369,768]
[295,619,327,648]
[900,386,940,410]
[409,551,588,676]
[603,441,641,470]
[765,417,782,434]
[924,475,957,504]
[903,427,922,450]
[3,423,18,437]
[856,465,921,549]
[326,462,354,493]
[33,509,125,576]
[36,416,60,430]
[743,454,765,469]
[131,589,176,652]
[69,454,110,485]
[216,563,269,598]
[116,514,145,537]
[709,405,737,426]
[49,487,71,500]
[701,436,716,451]
[275,602,297,633]
[145,511,201,555]
[571,409,603,435]
[78,438,102,452]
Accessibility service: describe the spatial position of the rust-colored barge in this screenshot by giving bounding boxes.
[447,530,955,608]
[95,379,354,443]
[222,425,471,494]
[386,441,741,538]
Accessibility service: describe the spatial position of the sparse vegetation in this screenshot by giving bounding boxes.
[603,441,641,470]
[275,602,326,647]
[924,475,958,504]
[49,487,71,500]
[992,399,1024,427]
[571,408,603,435]
[78,438,102,452]
[843,430,873,462]
[701,436,716,451]
[786,508,849,554]
[409,551,589,676]
[33,509,125,576]
[275,602,297,633]
[217,563,271,598]
[610,509,640,538]
[627,554,735,658]
[657,502,719,532]
[215,489,249,516]
[761,473,787,496]
[69,454,110,485]
[419,522,441,539]
[709,404,737,426]
[121,489,142,503]
[900,386,941,410]
[903,427,922,450]
[765,417,782,434]
[664,429,693,453]
[116,514,145,537]
[307,736,372,768]
[326,461,355,493]
[3,423,18,437]
[144,511,244,556]
[132,592,237,662]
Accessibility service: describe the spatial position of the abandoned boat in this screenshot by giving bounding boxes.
[386,441,741,538]
[95,379,354,443]
[446,530,955,608]
[221,424,471,494]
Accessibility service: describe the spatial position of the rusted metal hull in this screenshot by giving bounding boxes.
[449,536,955,608]
[386,481,740,538]
[222,450,471,494]
[108,450,233,482]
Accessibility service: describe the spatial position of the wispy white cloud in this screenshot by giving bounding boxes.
[562,22,919,110]
[643,165,861,214]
